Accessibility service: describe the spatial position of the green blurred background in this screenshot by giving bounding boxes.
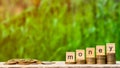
[0,0,120,61]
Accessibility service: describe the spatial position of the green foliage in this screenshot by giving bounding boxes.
[0,0,120,61]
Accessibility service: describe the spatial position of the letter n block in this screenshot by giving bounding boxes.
[86,48,95,58]
[66,52,75,63]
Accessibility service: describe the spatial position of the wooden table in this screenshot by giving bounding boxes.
[0,61,120,68]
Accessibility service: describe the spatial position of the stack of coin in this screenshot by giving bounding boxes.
[76,59,86,64]
[86,48,96,64]
[107,53,116,64]
[86,57,96,64]
[65,62,76,64]
[96,55,106,64]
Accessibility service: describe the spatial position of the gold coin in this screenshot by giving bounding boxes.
[107,53,116,64]
[76,60,86,64]
[4,59,41,65]
[65,62,76,64]
[96,55,106,64]
[86,58,96,64]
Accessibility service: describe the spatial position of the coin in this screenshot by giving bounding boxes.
[76,60,86,64]
[4,59,41,65]
[86,58,96,64]
[96,55,106,64]
[107,53,116,64]
[65,62,76,64]
[4,59,18,65]
[41,61,55,65]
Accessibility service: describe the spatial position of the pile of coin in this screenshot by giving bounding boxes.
[96,55,106,64]
[76,60,86,64]
[107,53,116,64]
[4,59,41,65]
[65,62,76,64]
[86,58,96,64]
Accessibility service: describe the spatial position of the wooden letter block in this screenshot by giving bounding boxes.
[106,43,115,53]
[86,48,95,58]
[66,52,75,62]
[76,50,85,60]
[96,45,105,55]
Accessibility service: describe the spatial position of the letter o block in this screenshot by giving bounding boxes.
[76,50,85,60]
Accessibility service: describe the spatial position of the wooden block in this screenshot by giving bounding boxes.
[86,48,95,58]
[66,52,75,62]
[96,45,105,55]
[106,43,115,53]
[76,50,85,60]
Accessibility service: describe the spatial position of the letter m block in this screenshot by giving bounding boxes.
[66,52,75,62]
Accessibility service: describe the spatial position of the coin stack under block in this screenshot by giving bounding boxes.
[96,45,106,64]
[86,48,96,64]
[106,43,116,64]
[76,50,85,64]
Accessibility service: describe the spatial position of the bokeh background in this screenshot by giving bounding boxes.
[0,0,120,61]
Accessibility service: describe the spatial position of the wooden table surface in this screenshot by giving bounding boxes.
[0,61,120,68]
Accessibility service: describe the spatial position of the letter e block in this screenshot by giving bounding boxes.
[96,45,105,55]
